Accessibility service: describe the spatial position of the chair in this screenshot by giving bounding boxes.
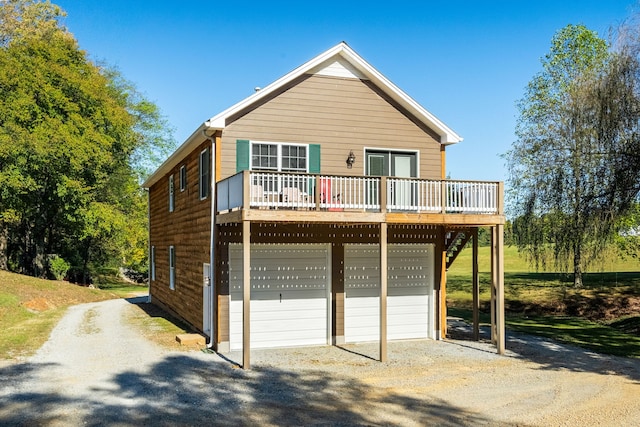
[281,187,301,206]
[250,184,265,207]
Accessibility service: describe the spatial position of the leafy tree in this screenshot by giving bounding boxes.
[0,0,175,281]
[506,24,640,287]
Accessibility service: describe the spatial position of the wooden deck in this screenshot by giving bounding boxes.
[216,170,505,226]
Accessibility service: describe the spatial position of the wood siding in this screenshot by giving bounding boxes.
[221,74,442,179]
[149,140,212,332]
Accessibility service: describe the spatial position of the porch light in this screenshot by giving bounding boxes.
[346,150,356,168]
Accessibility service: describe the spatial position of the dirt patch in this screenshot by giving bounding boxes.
[22,298,54,312]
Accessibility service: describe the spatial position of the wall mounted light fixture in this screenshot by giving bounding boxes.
[346,150,356,168]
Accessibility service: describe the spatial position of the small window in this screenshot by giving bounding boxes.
[169,245,176,290]
[169,174,175,212]
[199,148,210,200]
[180,165,186,192]
[150,246,156,281]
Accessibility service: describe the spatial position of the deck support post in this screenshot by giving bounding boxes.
[379,222,388,362]
[490,227,497,344]
[472,228,480,341]
[242,219,251,369]
[495,224,505,354]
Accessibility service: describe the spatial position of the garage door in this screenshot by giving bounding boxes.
[229,244,330,350]
[344,244,434,343]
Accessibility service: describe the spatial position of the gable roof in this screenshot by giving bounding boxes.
[143,42,462,188]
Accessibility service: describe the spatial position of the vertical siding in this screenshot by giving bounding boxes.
[149,140,212,332]
[220,74,442,179]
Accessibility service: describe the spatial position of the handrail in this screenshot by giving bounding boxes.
[216,171,502,215]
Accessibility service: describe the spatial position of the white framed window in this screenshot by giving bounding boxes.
[199,148,210,200]
[169,245,176,290]
[251,141,308,172]
[179,165,186,192]
[169,174,175,212]
[150,246,156,281]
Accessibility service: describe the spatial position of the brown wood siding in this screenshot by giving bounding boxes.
[149,140,212,332]
[221,75,442,179]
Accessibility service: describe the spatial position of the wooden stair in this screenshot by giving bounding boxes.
[445,230,472,269]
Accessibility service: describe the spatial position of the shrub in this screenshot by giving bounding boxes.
[49,256,70,281]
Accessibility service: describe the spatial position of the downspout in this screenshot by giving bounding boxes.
[203,129,217,349]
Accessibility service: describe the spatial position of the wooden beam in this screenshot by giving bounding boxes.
[379,222,388,362]
[242,219,251,369]
[441,248,447,340]
[490,226,497,345]
[472,228,480,341]
[433,227,443,339]
[440,145,446,180]
[496,224,505,354]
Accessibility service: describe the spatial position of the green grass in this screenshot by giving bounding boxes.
[447,245,640,358]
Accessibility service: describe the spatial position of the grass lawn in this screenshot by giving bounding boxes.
[447,245,640,358]
[0,270,147,360]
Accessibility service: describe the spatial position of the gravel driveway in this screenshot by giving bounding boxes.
[1,297,639,426]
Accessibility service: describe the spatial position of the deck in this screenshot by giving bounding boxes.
[216,171,505,226]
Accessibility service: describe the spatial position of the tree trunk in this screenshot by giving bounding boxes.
[0,225,8,270]
[573,243,583,288]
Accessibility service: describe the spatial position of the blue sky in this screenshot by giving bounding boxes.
[56,0,636,182]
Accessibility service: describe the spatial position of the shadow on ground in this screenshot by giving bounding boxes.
[448,319,640,383]
[0,354,503,426]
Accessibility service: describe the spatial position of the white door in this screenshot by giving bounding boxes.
[202,263,212,338]
[344,244,435,343]
[229,244,330,350]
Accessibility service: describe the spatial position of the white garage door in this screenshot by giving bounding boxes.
[229,244,330,351]
[344,244,435,343]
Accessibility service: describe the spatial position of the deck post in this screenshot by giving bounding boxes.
[380,176,387,213]
[490,226,497,344]
[242,170,250,209]
[472,228,480,341]
[242,219,251,369]
[495,224,505,354]
[379,222,388,362]
[433,226,445,340]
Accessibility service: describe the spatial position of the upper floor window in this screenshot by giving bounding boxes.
[251,141,307,172]
[169,174,175,212]
[199,148,210,200]
[180,165,186,192]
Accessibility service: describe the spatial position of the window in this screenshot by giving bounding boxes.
[251,142,307,172]
[180,165,186,192]
[169,245,176,290]
[150,246,156,281]
[199,148,210,200]
[169,174,175,212]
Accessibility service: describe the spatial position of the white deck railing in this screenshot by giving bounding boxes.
[216,171,501,215]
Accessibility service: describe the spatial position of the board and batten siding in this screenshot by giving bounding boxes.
[220,74,442,179]
[149,139,212,332]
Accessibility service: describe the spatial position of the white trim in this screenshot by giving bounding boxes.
[179,165,186,192]
[150,246,156,281]
[250,140,309,173]
[169,245,176,290]
[168,175,175,212]
[199,148,210,200]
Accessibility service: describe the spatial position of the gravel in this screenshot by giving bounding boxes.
[1,297,639,426]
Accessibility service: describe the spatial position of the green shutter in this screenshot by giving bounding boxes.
[308,144,321,173]
[236,139,250,172]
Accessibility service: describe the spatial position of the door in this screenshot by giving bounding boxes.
[229,244,331,350]
[202,263,212,338]
[365,150,417,209]
[344,244,435,343]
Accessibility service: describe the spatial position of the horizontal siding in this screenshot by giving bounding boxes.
[149,139,212,332]
[221,75,442,180]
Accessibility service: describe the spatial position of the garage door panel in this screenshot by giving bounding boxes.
[345,244,434,343]
[229,244,330,351]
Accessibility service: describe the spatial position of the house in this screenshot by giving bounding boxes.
[142,42,506,368]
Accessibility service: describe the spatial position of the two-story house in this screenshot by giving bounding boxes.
[142,42,506,368]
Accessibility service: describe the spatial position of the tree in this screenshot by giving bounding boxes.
[506,24,640,287]
[0,0,175,280]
